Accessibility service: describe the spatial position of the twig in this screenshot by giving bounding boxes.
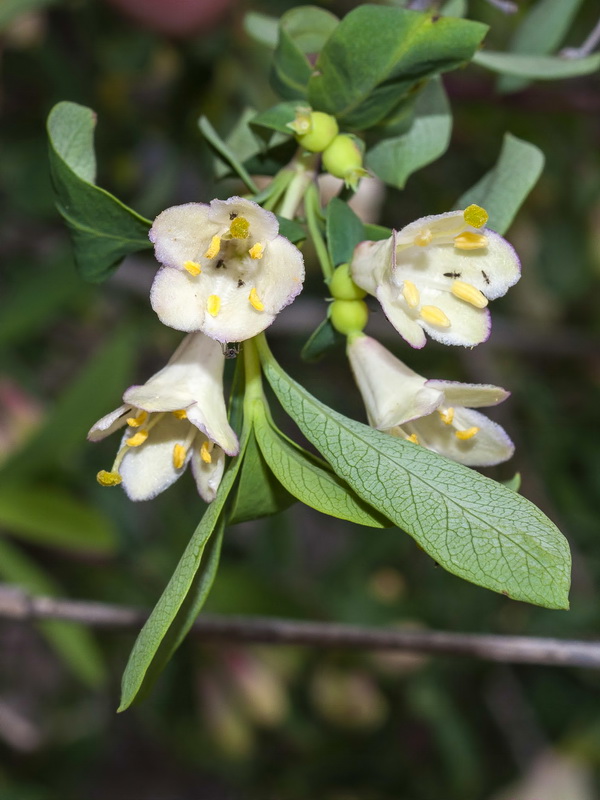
[1,584,599,669]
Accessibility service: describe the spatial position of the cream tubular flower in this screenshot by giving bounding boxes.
[350,206,520,349]
[149,197,305,343]
[88,333,239,502]
[347,335,514,467]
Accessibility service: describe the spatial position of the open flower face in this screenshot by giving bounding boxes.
[149,197,305,343]
[88,333,239,502]
[350,206,520,348]
[347,335,514,467]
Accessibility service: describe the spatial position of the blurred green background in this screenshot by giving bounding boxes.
[1,0,599,797]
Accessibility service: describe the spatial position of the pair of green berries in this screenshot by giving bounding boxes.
[295,111,366,191]
[329,263,369,336]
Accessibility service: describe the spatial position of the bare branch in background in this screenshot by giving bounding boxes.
[1,584,599,669]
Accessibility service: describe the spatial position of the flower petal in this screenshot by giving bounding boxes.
[351,237,390,296]
[348,335,442,429]
[426,380,510,408]
[87,404,131,441]
[190,438,225,503]
[209,196,279,242]
[415,287,491,347]
[150,203,212,270]
[376,282,427,349]
[150,266,208,332]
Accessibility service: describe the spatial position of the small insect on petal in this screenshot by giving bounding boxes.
[420,305,451,327]
[402,280,420,308]
[96,470,122,486]
[454,232,488,250]
[172,443,186,469]
[249,287,265,312]
[207,295,221,317]
[463,204,489,229]
[455,426,479,440]
[204,235,221,259]
[184,260,202,276]
[451,280,488,309]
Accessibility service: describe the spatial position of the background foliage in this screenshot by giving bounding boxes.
[1,0,599,797]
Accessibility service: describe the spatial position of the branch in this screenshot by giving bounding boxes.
[1,584,598,668]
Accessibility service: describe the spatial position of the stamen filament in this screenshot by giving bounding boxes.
[126,430,148,447]
[204,235,221,259]
[420,305,451,327]
[126,410,148,428]
[451,280,488,308]
[455,426,479,440]
[172,443,187,469]
[454,232,488,250]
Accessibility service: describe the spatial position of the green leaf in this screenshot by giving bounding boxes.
[277,215,306,244]
[473,49,600,80]
[254,404,389,528]
[0,326,136,482]
[498,0,585,93]
[271,7,339,101]
[118,437,247,711]
[228,428,296,524]
[363,223,393,241]
[214,108,262,180]
[257,337,571,609]
[0,538,106,687]
[301,316,344,362]
[47,101,152,283]
[440,0,467,17]
[198,115,259,193]
[326,198,365,267]
[455,133,544,234]
[0,485,116,554]
[243,11,279,48]
[308,6,487,129]
[366,78,452,190]
[251,102,298,136]
[503,473,522,493]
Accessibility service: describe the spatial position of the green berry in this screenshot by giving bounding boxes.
[296,112,339,153]
[322,134,367,189]
[329,263,367,301]
[330,299,369,335]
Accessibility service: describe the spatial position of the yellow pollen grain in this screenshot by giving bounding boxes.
[229,216,250,239]
[249,242,264,260]
[420,305,451,327]
[249,287,265,312]
[451,280,488,308]
[455,426,479,441]
[438,407,455,425]
[126,410,148,428]
[406,433,419,444]
[126,430,148,447]
[402,279,420,308]
[204,235,221,259]
[172,443,187,469]
[454,232,488,250]
[200,440,213,464]
[96,470,122,487]
[414,229,433,247]
[207,295,221,316]
[184,260,202,276]
[463,204,489,229]
[172,409,187,420]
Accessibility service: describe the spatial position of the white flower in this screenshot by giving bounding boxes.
[350,206,520,348]
[347,334,514,467]
[149,196,305,343]
[88,333,239,502]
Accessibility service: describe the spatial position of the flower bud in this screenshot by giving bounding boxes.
[322,134,367,190]
[329,263,367,301]
[295,111,339,153]
[330,299,369,335]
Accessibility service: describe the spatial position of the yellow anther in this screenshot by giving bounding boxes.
[420,305,451,327]
[96,470,122,487]
[451,280,488,308]
[172,443,187,469]
[438,407,455,425]
[455,426,479,441]
[402,279,420,308]
[414,229,433,247]
[126,410,148,428]
[200,440,213,464]
[204,235,221,259]
[406,433,419,444]
[229,216,250,239]
[172,409,188,420]
[454,232,488,250]
[463,204,489,229]
[249,242,264,260]
[207,295,221,316]
[249,287,265,311]
[126,430,148,447]
[184,260,202,276]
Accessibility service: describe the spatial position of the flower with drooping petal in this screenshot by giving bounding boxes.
[347,334,514,466]
[88,332,239,502]
[149,196,305,343]
[350,205,520,349]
